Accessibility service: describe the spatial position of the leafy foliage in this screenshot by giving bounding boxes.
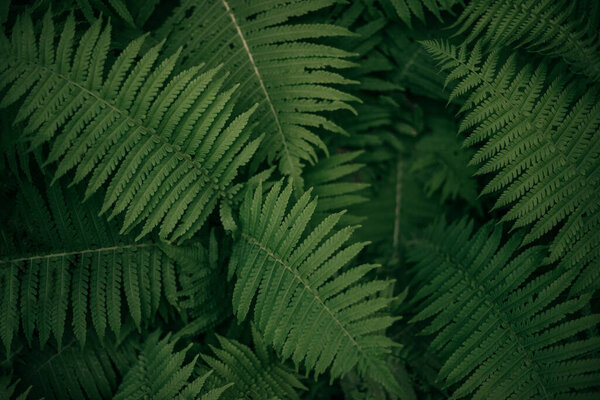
[0,11,260,243]
[229,180,402,394]
[201,326,306,399]
[409,218,600,399]
[114,331,231,400]
[453,0,600,81]
[1,1,599,399]
[158,0,359,181]
[14,332,138,400]
[1,180,178,352]
[424,40,600,293]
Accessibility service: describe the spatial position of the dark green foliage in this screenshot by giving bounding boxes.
[1,180,178,351]
[201,326,307,399]
[423,40,600,293]
[0,1,599,399]
[409,219,600,399]
[229,180,401,393]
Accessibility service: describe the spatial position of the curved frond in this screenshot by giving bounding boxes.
[229,180,401,393]
[423,40,600,293]
[408,218,600,399]
[201,325,306,399]
[114,331,231,400]
[14,332,138,400]
[0,11,260,243]
[0,180,178,351]
[453,0,600,81]
[158,0,360,182]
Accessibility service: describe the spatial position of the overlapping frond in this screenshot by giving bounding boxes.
[408,218,600,399]
[228,180,401,393]
[14,332,138,400]
[379,0,462,28]
[0,375,30,400]
[202,326,306,399]
[115,331,231,400]
[303,150,369,225]
[423,40,600,293]
[452,0,600,81]
[158,0,359,182]
[0,11,260,243]
[410,116,478,207]
[0,181,177,351]
[159,230,231,338]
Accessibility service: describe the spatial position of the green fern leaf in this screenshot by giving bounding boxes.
[0,11,261,243]
[452,0,600,81]
[229,180,401,393]
[0,180,178,350]
[14,332,138,400]
[114,331,231,400]
[408,218,600,399]
[422,40,600,293]
[157,0,360,182]
[201,325,306,399]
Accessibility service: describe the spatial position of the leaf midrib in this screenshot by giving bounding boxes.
[240,232,367,359]
[220,0,295,175]
[0,242,156,266]
[10,56,230,199]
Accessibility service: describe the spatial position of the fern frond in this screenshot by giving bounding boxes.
[202,325,306,399]
[408,218,600,399]
[0,375,30,400]
[410,116,478,207]
[157,0,360,182]
[304,150,369,225]
[0,11,260,243]
[229,180,401,393]
[114,331,231,400]
[159,230,231,338]
[423,40,600,292]
[452,0,600,81]
[14,332,138,400]
[75,0,137,27]
[379,0,462,28]
[0,180,178,351]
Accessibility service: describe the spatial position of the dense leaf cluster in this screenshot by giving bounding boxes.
[0,0,598,399]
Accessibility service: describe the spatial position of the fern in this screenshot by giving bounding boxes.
[423,40,600,293]
[304,150,369,225]
[379,0,462,28]
[13,332,138,400]
[0,376,30,400]
[157,0,360,182]
[114,331,232,400]
[2,1,599,398]
[0,180,178,351]
[201,325,306,399]
[452,0,600,81]
[408,218,600,399]
[228,180,402,393]
[159,231,231,338]
[0,11,261,243]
